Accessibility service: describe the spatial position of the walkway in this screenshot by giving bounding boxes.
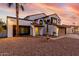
[50,34,79,40]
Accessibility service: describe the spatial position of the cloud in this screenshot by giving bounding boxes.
[0,3,79,25]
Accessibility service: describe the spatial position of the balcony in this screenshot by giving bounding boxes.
[32,20,44,27]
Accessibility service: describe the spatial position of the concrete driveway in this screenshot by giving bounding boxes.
[0,34,79,56]
[50,34,79,40]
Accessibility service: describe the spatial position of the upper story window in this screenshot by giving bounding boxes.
[43,18,47,24]
[57,19,60,24]
[51,17,57,24]
[47,19,50,24]
[39,20,43,25]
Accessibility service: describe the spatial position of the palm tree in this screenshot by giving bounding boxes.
[8,3,24,36]
[46,19,50,40]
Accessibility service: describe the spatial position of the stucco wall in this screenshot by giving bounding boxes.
[66,27,73,34]
[39,27,44,36]
[7,17,32,37]
[43,24,58,36]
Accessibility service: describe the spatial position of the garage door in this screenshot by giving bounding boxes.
[13,26,30,36]
[58,27,66,36]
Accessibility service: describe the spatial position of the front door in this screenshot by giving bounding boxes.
[35,27,40,36]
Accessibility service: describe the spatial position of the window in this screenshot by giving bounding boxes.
[39,20,43,25]
[19,26,30,35]
[44,18,47,24]
[57,19,60,24]
[54,19,57,24]
[47,19,50,24]
[51,17,57,24]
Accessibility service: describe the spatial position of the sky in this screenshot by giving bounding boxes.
[0,3,79,25]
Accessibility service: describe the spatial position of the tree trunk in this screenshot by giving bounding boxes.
[46,23,49,40]
[16,3,19,36]
[47,24,48,34]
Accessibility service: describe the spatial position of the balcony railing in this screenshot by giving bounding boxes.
[31,21,44,27]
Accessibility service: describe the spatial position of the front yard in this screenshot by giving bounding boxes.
[0,36,79,56]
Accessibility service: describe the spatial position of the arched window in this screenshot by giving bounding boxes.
[39,20,43,25]
[47,19,50,24]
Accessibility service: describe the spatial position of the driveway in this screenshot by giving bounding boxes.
[0,34,79,56]
[50,34,79,40]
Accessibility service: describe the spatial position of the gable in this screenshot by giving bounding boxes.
[24,13,46,21]
[48,14,61,21]
[48,14,61,24]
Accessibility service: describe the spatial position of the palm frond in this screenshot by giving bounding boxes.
[20,5,24,11]
[0,19,4,25]
[8,3,13,7]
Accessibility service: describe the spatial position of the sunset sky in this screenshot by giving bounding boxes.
[0,3,79,25]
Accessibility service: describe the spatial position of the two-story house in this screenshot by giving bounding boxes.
[6,13,72,37]
[7,13,47,37]
[42,13,61,36]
